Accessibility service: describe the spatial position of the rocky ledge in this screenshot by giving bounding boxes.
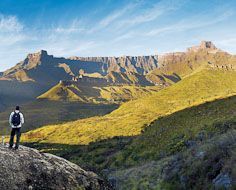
[0,145,111,190]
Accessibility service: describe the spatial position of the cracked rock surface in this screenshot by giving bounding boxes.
[0,145,111,190]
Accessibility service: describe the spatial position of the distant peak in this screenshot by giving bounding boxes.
[39,50,48,55]
[199,41,217,49]
[187,41,218,52]
[27,50,49,60]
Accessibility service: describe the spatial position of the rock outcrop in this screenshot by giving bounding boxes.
[187,41,219,52]
[0,145,111,190]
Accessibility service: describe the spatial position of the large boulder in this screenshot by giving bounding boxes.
[0,145,111,190]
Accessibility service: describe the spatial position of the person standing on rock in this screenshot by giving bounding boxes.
[9,106,24,150]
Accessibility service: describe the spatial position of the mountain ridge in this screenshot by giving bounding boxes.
[2,41,235,85]
[1,41,235,110]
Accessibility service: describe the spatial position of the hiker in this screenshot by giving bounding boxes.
[9,106,24,149]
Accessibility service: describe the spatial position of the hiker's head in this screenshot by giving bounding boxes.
[15,106,20,111]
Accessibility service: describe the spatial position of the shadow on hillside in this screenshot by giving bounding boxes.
[163,73,181,83]
[23,95,236,170]
[0,101,118,135]
[23,136,135,173]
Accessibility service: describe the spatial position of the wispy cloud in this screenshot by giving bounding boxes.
[52,19,86,34]
[0,14,23,32]
[216,37,236,53]
[146,9,234,36]
[112,32,136,43]
[99,3,136,27]
[87,1,140,33]
[0,13,27,50]
[115,0,186,29]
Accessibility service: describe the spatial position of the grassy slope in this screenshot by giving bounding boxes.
[111,95,236,168]
[38,83,161,103]
[25,95,236,189]
[22,69,236,145]
[147,50,236,85]
[109,128,236,190]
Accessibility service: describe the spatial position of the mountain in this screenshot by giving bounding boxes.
[70,55,159,75]
[22,68,236,145]
[1,51,158,84]
[187,40,219,52]
[0,145,110,189]
[105,71,153,86]
[0,50,158,109]
[147,41,236,85]
[37,81,160,103]
[1,41,235,110]
[36,41,236,104]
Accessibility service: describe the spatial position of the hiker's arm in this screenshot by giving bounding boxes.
[9,113,13,125]
[21,114,25,124]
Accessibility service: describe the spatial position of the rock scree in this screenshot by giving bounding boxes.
[0,145,111,190]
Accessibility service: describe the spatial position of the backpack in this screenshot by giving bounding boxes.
[11,112,21,126]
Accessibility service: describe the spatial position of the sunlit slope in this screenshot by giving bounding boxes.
[147,49,236,85]
[23,69,236,144]
[38,83,160,103]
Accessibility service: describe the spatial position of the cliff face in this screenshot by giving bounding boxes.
[71,55,158,74]
[0,145,111,190]
[2,51,158,84]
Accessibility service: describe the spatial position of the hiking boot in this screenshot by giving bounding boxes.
[14,146,18,150]
[8,146,13,149]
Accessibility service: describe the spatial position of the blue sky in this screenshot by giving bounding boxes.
[0,0,236,71]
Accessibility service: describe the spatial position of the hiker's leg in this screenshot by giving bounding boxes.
[15,128,21,149]
[9,128,16,147]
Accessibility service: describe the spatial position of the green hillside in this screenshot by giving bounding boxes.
[38,82,160,103]
[25,95,236,189]
[112,95,236,167]
[22,68,236,145]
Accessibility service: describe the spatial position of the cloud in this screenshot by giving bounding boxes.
[87,1,140,33]
[52,19,86,34]
[146,9,234,37]
[0,13,28,50]
[115,0,186,29]
[216,37,236,53]
[0,14,23,32]
[99,2,138,27]
[112,32,136,43]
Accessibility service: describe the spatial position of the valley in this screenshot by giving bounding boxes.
[0,100,117,135]
[25,95,236,189]
[22,69,236,145]
[0,41,235,189]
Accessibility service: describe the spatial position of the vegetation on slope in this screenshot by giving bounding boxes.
[38,83,161,103]
[25,95,236,189]
[111,95,236,168]
[22,69,236,145]
[109,128,236,189]
[147,49,236,85]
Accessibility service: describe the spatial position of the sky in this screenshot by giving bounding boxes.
[0,0,236,71]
